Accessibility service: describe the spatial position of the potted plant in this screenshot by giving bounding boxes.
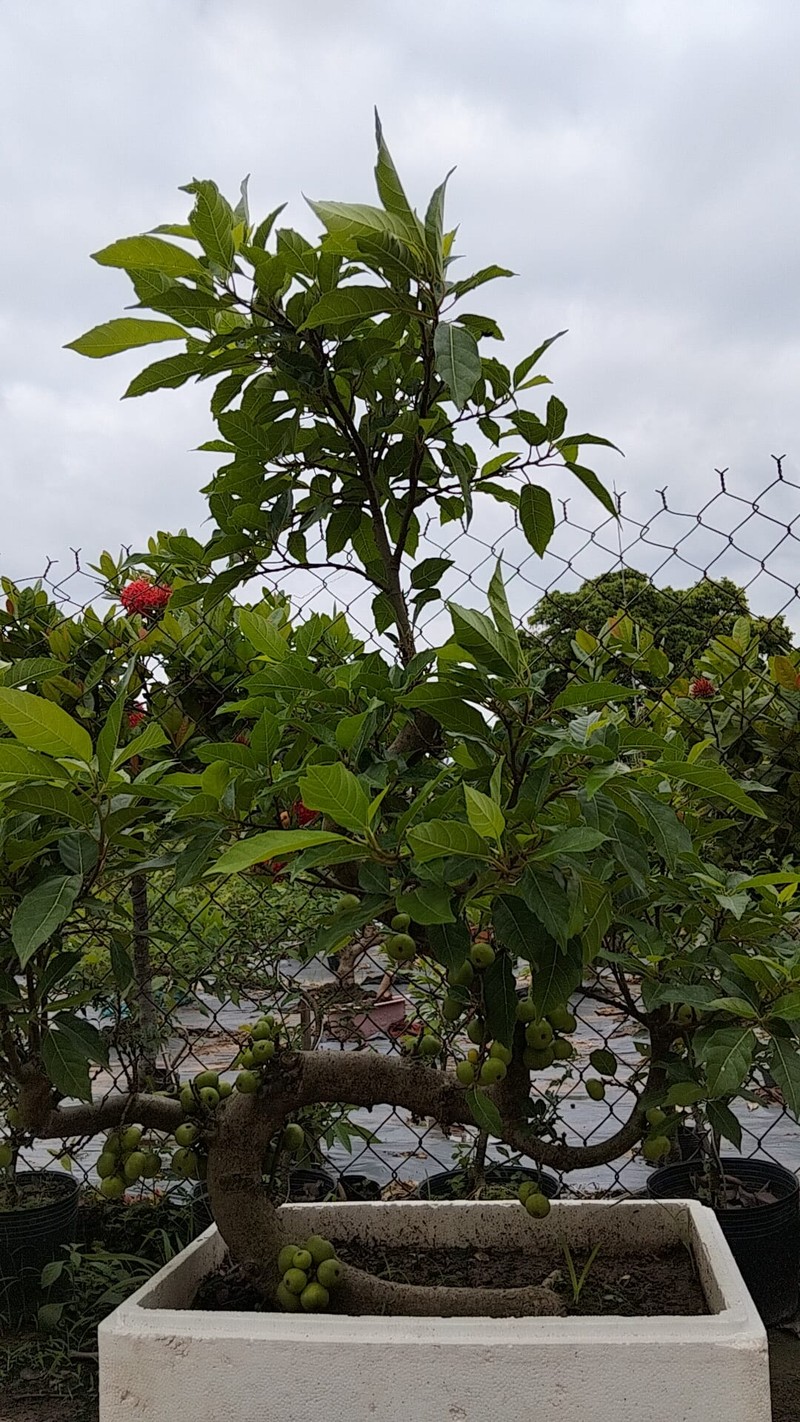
[8,123,786,1418]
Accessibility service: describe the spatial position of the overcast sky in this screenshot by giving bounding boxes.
[2,0,800,627]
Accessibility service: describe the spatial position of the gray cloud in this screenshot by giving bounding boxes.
[2,0,799,628]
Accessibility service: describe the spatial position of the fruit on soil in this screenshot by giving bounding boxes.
[277,1282,300,1311]
[278,1245,298,1275]
[292,1248,313,1271]
[316,1257,342,1289]
[283,1268,308,1295]
[300,1282,330,1311]
[305,1235,336,1265]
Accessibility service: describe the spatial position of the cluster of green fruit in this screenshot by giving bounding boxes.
[178,1069,233,1116]
[517,1001,577,1070]
[517,1180,552,1218]
[641,1106,674,1162]
[232,1016,284,1094]
[440,942,498,1023]
[384,911,417,964]
[454,1037,511,1086]
[96,1126,161,1199]
[276,1235,343,1312]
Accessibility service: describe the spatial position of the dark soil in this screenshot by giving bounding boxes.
[194,1241,707,1317]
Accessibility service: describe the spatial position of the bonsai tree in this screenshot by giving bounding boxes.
[3,123,799,1319]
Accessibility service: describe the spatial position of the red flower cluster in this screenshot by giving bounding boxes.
[120,579,172,618]
[294,800,319,827]
[689,676,716,699]
[127,708,147,729]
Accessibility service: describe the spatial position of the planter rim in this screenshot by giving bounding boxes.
[101,1198,763,1345]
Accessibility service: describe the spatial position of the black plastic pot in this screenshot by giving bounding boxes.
[646,1156,800,1325]
[339,1172,382,1201]
[287,1167,336,1202]
[0,1170,79,1318]
[416,1162,561,1201]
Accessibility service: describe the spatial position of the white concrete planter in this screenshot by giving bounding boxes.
[99,1200,770,1422]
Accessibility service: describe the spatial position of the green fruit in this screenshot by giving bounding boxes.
[142,1152,161,1178]
[0,1143,13,1170]
[643,1135,671,1163]
[199,1087,220,1110]
[442,996,463,1023]
[489,1042,512,1065]
[456,1061,476,1086]
[390,933,416,957]
[104,1131,124,1157]
[100,1175,125,1200]
[516,998,537,1023]
[239,1047,255,1069]
[586,1079,606,1101]
[518,1181,535,1203]
[547,1006,577,1034]
[391,913,411,932]
[418,1035,441,1058]
[276,1282,301,1311]
[172,1148,198,1179]
[282,1123,304,1153]
[194,1071,219,1090]
[552,1038,573,1061]
[316,1257,343,1289]
[466,1018,486,1045]
[278,1245,298,1275]
[283,1268,308,1296]
[674,1004,694,1026]
[646,1107,667,1129]
[336,894,360,915]
[300,1282,330,1311]
[179,1086,196,1113]
[120,1126,142,1152]
[479,1058,507,1085]
[236,1070,259,1094]
[218,1081,233,1098]
[525,1021,553,1050]
[292,1249,313,1272]
[175,1123,199,1148]
[124,1151,147,1184]
[251,1021,273,1041]
[469,942,496,970]
[304,1235,336,1266]
[525,1192,551,1219]
[5,1107,21,1129]
[523,1046,555,1071]
[96,1153,117,1180]
[252,1039,276,1065]
[448,960,475,989]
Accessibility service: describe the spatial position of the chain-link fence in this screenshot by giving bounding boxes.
[5,461,800,1208]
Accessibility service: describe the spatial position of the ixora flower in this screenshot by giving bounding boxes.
[120,578,172,618]
[689,676,716,699]
[127,707,147,729]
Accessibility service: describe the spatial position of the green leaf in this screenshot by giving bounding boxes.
[513,331,567,386]
[209,829,344,875]
[521,869,573,951]
[0,743,63,781]
[58,832,99,877]
[705,1099,742,1150]
[427,920,471,973]
[448,603,521,677]
[195,742,255,771]
[656,762,766,819]
[183,178,235,271]
[767,992,800,1023]
[0,689,92,762]
[448,266,514,299]
[486,561,516,644]
[493,895,539,961]
[483,952,517,1048]
[519,485,555,557]
[664,1082,706,1107]
[465,1088,504,1137]
[237,608,288,660]
[302,286,402,329]
[299,763,371,834]
[373,111,418,225]
[4,784,92,826]
[407,819,490,862]
[424,169,453,268]
[532,827,607,860]
[0,657,64,688]
[402,685,490,742]
[307,198,422,249]
[175,827,223,888]
[123,353,204,399]
[564,462,618,519]
[65,318,186,358]
[530,936,583,1017]
[553,680,638,710]
[433,321,482,410]
[51,1011,107,1066]
[463,786,505,842]
[770,1038,800,1119]
[627,789,692,869]
[698,1027,756,1097]
[395,885,454,924]
[589,1048,617,1076]
[410,557,453,590]
[12,876,82,966]
[41,1025,92,1101]
[92,235,207,281]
